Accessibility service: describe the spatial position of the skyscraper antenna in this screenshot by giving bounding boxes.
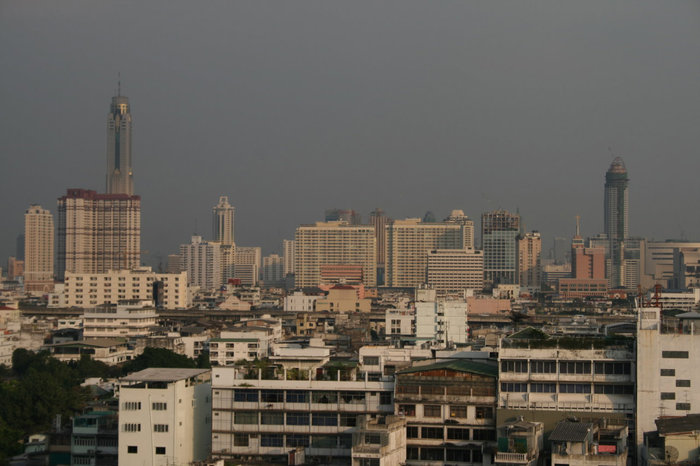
[118,72,121,96]
[575,215,581,236]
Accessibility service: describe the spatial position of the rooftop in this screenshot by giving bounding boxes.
[397,358,498,378]
[656,414,700,435]
[121,368,210,383]
[549,421,594,442]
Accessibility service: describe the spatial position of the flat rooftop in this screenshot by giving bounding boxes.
[121,368,210,383]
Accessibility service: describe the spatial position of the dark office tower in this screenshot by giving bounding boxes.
[106,93,133,195]
[481,210,521,286]
[16,234,25,261]
[324,208,361,224]
[604,157,629,288]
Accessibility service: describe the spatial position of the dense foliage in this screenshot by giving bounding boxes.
[0,347,209,464]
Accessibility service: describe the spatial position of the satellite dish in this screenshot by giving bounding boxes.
[665,445,679,463]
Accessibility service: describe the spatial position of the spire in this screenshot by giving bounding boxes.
[117,72,121,97]
[575,215,581,237]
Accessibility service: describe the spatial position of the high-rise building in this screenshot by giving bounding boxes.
[426,249,484,295]
[369,208,391,268]
[295,222,377,287]
[262,254,284,285]
[179,236,221,290]
[444,209,475,249]
[15,234,25,261]
[7,257,24,281]
[106,93,134,195]
[24,204,54,293]
[212,196,235,245]
[385,218,467,288]
[282,239,295,276]
[604,157,629,288]
[57,189,141,280]
[325,208,362,224]
[481,210,520,286]
[516,231,542,288]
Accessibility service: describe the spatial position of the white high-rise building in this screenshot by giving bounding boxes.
[283,239,295,277]
[180,236,221,290]
[106,94,134,195]
[118,368,211,466]
[24,204,54,293]
[414,299,468,347]
[263,254,285,285]
[212,196,235,245]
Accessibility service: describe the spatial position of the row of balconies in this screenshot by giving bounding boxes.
[213,401,390,412]
[500,373,633,382]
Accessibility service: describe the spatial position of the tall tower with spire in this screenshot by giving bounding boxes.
[604,157,629,288]
[106,84,133,195]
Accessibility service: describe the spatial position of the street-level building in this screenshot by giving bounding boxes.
[117,368,211,466]
[351,415,407,466]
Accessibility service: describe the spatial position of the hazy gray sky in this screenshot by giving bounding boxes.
[2,0,700,267]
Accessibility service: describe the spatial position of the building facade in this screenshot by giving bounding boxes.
[56,189,141,280]
[481,210,520,287]
[24,204,54,293]
[604,158,629,288]
[516,232,542,289]
[212,195,235,245]
[426,248,484,295]
[106,94,134,196]
[295,222,377,287]
[180,236,221,290]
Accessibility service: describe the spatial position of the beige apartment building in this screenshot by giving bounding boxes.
[385,219,467,288]
[517,231,542,288]
[57,189,141,280]
[294,222,377,287]
[427,248,484,295]
[24,204,54,293]
[63,267,188,309]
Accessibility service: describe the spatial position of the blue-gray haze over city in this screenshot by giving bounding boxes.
[2,0,700,266]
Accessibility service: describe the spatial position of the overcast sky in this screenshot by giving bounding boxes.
[2,0,700,268]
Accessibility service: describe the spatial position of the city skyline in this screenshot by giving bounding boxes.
[2,0,700,266]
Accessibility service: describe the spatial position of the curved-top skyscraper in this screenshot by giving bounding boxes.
[106,94,133,195]
[604,157,629,288]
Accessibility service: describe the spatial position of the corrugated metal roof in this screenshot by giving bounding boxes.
[121,368,210,383]
[549,421,594,442]
[656,414,700,435]
[397,359,497,377]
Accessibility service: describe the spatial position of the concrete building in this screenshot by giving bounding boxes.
[644,241,700,288]
[106,93,134,195]
[71,410,118,466]
[494,419,543,466]
[283,239,296,277]
[210,362,394,463]
[516,231,542,289]
[444,209,475,249]
[604,158,629,288]
[117,368,212,466]
[645,414,700,465]
[166,254,181,274]
[385,308,415,340]
[498,328,635,452]
[426,248,484,295]
[314,285,372,313]
[385,218,466,288]
[549,419,628,466]
[351,415,407,466]
[415,300,468,348]
[45,338,134,364]
[7,256,24,281]
[370,209,391,282]
[83,300,157,339]
[652,288,700,311]
[57,189,141,280]
[325,208,362,224]
[636,307,700,458]
[180,236,221,290]
[209,326,278,366]
[295,222,377,287]
[63,267,188,309]
[212,196,235,245]
[284,291,321,312]
[24,204,54,293]
[395,359,499,465]
[481,210,520,286]
[672,247,700,289]
[262,254,285,285]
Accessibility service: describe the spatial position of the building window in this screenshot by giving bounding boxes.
[447,428,470,440]
[286,412,310,426]
[406,426,419,438]
[530,360,556,373]
[234,434,249,447]
[594,384,634,395]
[152,402,167,410]
[676,403,691,411]
[501,360,528,372]
[473,429,496,441]
[662,351,689,359]
[312,413,337,426]
[363,356,380,365]
[559,361,591,374]
[261,412,284,425]
[559,383,591,393]
[594,362,631,375]
[501,383,527,392]
[312,391,337,403]
[122,401,141,410]
[476,406,494,419]
[155,447,166,455]
[447,449,471,462]
[127,446,137,454]
[420,448,445,461]
[661,392,676,400]
[421,427,443,439]
[261,390,284,403]
[261,434,283,447]
[153,424,168,432]
[340,391,365,404]
[286,435,309,447]
[407,447,419,460]
[234,412,258,424]
[660,369,676,376]
[530,383,556,393]
[234,389,258,402]
[364,433,382,444]
[340,413,357,426]
[676,380,691,387]
[450,405,467,418]
[423,405,441,417]
[399,404,416,416]
[286,390,309,403]
[122,423,141,432]
[380,391,392,405]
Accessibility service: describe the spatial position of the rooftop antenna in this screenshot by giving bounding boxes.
[575,215,581,237]
[117,72,121,96]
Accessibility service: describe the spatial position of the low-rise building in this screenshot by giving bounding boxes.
[494,419,543,466]
[351,415,407,466]
[71,410,118,466]
[83,300,157,339]
[644,414,700,465]
[315,285,372,313]
[549,419,628,466]
[44,338,134,364]
[117,368,212,466]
